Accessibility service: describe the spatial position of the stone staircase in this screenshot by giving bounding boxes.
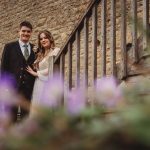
[50,0,150,92]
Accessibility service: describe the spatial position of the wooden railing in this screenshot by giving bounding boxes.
[50,0,150,90]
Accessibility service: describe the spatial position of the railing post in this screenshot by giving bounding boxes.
[75,30,80,88]
[143,0,149,52]
[110,0,116,77]
[68,42,72,90]
[60,53,65,82]
[121,0,127,78]
[101,0,107,77]
[59,53,65,105]
[84,17,89,89]
[131,0,138,63]
[92,4,97,86]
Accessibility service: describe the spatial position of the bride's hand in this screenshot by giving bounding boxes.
[26,66,38,77]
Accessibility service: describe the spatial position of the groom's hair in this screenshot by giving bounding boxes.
[20,21,33,31]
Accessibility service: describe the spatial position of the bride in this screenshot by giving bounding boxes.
[26,30,60,116]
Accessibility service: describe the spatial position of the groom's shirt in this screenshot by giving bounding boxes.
[19,39,31,56]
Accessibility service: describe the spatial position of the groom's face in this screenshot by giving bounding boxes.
[19,26,32,43]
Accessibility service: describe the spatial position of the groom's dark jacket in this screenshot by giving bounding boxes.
[1,40,35,101]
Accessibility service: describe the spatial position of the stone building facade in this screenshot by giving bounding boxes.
[0,0,91,57]
[0,0,149,88]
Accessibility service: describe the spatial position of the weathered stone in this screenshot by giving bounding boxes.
[0,0,149,86]
[0,0,91,52]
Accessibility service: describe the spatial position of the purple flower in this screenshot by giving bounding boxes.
[96,76,122,108]
[41,73,64,108]
[0,74,17,129]
[0,74,17,105]
[66,88,86,115]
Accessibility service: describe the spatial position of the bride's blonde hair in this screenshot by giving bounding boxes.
[33,30,55,70]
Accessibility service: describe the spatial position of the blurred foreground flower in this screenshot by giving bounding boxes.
[41,73,64,108]
[0,74,17,105]
[96,76,122,108]
[0,74,149,150]
[0,74,18,133]
[66,88,86,115]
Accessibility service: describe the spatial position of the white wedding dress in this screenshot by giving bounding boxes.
[30,48,60,116]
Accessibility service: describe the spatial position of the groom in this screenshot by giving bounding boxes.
[1,21,36,122]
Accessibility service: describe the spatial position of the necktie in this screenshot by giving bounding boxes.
[23,44,29,60]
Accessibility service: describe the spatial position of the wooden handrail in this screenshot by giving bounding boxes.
[51,0,150,90]
[54,0,101,63]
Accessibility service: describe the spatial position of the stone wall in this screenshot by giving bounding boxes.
[0,0,149,89]
[63,0,146,87]
[0,0,91,56]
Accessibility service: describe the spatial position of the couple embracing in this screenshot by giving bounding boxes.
[1,21,60,122]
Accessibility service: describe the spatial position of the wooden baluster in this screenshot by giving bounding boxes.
[101,0,107,77]
[60,53,65,83]
[92,4,97,86]
[75,30,80,88]
[131,0,138,63]
[68,42,72,90]
[121,0,127,78]
[143,0,149,52]
[110,0,116,76]
[84,17,89,89]
[59,53,65,105]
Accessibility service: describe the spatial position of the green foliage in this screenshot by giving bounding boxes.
[0,79,150,150]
